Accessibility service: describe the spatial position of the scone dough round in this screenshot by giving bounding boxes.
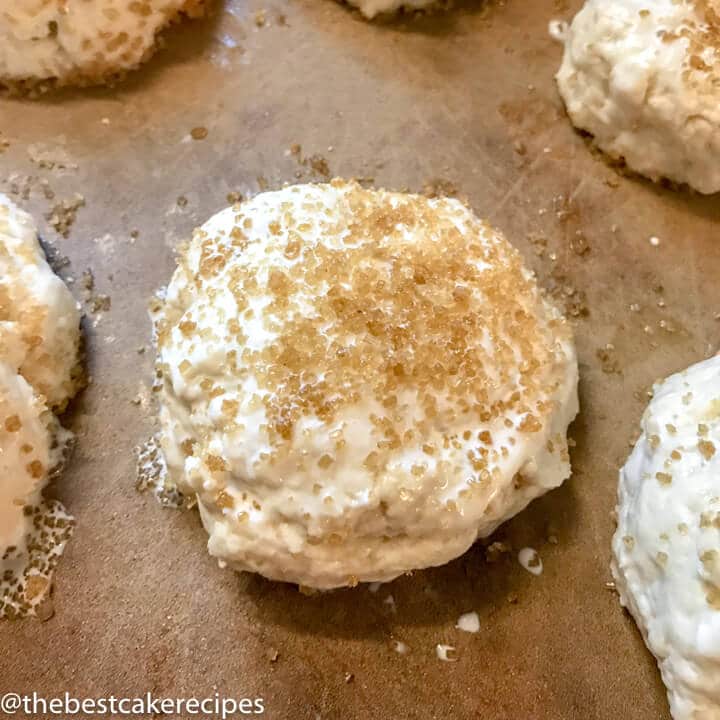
[554,0,720,194]
[0,194,80,617]
[613,355,720,720]
[154,180,579,589]
[0,0,205,88]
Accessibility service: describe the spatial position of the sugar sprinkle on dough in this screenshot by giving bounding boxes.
[613,355,720,720]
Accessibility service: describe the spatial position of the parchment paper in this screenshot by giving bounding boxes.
[2,1,719,717]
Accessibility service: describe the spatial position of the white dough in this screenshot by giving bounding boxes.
[613,355,720,720]
[0,0,206,88]
[0,195,80,618]
[153,180,579,589]
[0,193,81,409]
[553,0,720,194]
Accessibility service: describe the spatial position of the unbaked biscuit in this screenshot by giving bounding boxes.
[0,0,206,90]
[553,0,720,193]
[151,180,579,589]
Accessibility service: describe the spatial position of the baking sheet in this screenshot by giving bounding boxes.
[2,0,720,717]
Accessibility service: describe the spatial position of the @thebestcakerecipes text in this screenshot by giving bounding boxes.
[0,691,265,718]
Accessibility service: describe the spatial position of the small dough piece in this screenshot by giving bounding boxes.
[0,195,81,618]
[553,0,720,194]
[153,180,579,589]
[344,0,437,20]
[613,355,720,720]
[0,0,206,89]
[0,193,81,410]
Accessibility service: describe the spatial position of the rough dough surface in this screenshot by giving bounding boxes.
[613,355,720,720]
[0,193,81,410]
[0,0,206,89]
[553,0,720,194]
[153,180,579,589]
[0,194,80,618]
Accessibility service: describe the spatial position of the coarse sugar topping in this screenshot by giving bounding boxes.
[156,180,571,476]
[679,1,720,83]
